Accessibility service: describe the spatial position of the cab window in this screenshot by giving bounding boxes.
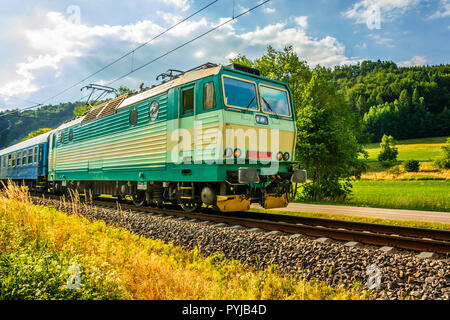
[181,87,194,115]
[222,76,258,110]
[203,81,216,110]
[259,85,291,117]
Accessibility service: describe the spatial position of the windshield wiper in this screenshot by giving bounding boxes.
[262,97,279,119]
[242,95,256,113]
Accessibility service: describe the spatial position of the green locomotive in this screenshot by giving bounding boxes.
[48,63,306,212]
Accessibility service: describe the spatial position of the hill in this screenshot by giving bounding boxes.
[331,61,450,141]
[0,102,84,149]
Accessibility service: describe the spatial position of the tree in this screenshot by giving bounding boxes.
[20,128,52,142]
[116,86,137,97]
[378,134,398,162]
[296,67,367,201]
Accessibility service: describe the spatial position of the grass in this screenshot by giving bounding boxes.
[362,136,448,162]
[292,179,449,213]
[0,184,372,300]
[347,180,449,212]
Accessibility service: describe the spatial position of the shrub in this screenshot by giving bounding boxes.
[404,160,420,172]
[433,137,450,169]
[378,134,398,162]
[387,165,403,175]
[434,158,450,169]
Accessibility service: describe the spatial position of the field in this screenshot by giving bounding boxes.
[362,136,448,162]
[0,185,371,300]
[353,137,449,212]
[348,180,449,212]
[294,137,449,212]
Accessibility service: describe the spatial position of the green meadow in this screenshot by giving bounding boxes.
[362,136,447,162]
[348,180,449,212]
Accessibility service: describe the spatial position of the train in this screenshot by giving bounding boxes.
[0,62,306,212]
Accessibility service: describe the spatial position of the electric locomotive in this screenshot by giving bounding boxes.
[1,63,306,212]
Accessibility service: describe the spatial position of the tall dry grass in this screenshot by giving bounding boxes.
[0,182,372,300]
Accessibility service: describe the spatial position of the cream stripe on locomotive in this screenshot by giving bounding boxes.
[50,122,296,170]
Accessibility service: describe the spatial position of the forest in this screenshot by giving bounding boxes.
[0,102,83,149]
[331,61,449,142]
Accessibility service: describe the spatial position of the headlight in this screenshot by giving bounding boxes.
[283,152,290,161]
[234,148,241,158]
[224,147,234,158]
[277,152,283,160]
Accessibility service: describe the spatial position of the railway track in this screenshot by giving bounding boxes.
[48,195,450,255]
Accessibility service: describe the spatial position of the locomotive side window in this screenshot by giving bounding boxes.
[8,154,11,167]
[222,76,258,111]
[129,107,138,126]
[12,153,16,166]
[181,87,194,115]
[23,151,27,165]
[34,147,38,163]
[69,128,73,142]
[17,151,22,166]
[28,149,33,164]
[203,82,216,110]
[60,131,64,144]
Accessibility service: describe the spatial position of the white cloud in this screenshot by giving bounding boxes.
[398,55,428,66]
[368,34,395,47]
[162,0,191,11]
[0,12,357,101]
[428,0,450,18]
[294,16,308,29]
[355,42,368,49]
[344,0,421,23]
[225,52,238,61]
[237,18,356,66]
[263,7,276,14]
[194,50,205,58]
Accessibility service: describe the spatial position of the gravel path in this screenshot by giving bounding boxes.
[32,197,450,300]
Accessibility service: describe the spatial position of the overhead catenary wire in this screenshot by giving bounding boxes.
[106,0,271,87]
[0,0,221,119]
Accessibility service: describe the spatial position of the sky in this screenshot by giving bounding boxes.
[0,0,448,111]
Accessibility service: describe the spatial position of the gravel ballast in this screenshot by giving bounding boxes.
[32,197,449,300]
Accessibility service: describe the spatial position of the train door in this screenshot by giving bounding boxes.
[176,84,196,164]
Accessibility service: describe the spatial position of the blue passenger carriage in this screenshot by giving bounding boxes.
[0,131,52,190]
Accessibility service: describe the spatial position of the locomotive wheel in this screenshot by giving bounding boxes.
[132,191,146,207]
[179,198,201,213]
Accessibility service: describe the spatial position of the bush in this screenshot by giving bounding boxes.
[387,165,403,175]
[433,137,450,169]
[434,158,450,169]
[404,160,420,172]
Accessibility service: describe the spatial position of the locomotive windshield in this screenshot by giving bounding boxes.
[259,84,291,117]
[222,76,258,110]
[222,75,292,117]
